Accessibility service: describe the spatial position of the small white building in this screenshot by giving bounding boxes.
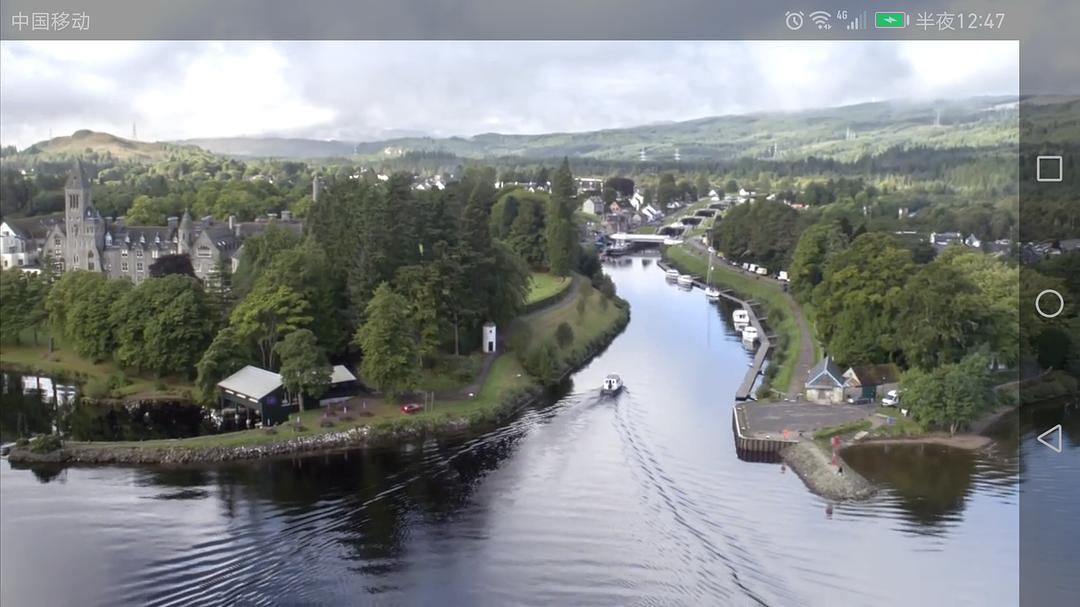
[581,196,603,216]
[0,220,39,270]
[483,322,497,354]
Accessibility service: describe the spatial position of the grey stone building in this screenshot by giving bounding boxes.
[44,160,303,283]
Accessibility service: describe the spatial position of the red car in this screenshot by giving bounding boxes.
[400,403,424,414]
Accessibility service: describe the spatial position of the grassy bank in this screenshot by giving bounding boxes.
[525,272,573,306]
[663,245,802,396]
[31,275,629,457]
[1,333,195,398]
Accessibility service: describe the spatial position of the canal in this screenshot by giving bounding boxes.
[0,258,1067,606]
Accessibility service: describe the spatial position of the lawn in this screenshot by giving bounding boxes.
[526,272,572,305]
[664,245,803,396]
[518,278,626,365]
[1,331,195,398]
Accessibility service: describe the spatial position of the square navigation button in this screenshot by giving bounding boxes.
[1036,155,1063,182]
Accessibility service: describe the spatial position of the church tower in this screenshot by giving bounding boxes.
[64,160,104,272]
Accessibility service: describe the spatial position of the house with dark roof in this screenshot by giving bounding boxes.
[843,363,902,401]
[805,356,846,404]
[43,160,304,283]
[217,364,359,426]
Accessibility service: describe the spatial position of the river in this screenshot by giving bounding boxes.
[1,258,1075,606]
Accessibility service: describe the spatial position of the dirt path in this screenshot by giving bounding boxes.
[682,241,816,399]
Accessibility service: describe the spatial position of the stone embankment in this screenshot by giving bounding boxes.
[781,441,877,501]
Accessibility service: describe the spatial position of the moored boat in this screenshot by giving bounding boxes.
[602,374,624,394]
[677,274,694,287]
[732,309,750,325]
[705,287,721,301]
[664,268,680,281]
[741,326,759,342]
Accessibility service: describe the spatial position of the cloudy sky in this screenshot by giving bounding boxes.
[0,40,1018,148]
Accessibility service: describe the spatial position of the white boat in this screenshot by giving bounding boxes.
[665,268,680,281]
[732,309,750,325]
[602,374,624,394]
[677,274,694,287]
[741,326,759,342]
[705,287,721,301]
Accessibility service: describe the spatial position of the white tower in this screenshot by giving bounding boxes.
[483,322,497,354]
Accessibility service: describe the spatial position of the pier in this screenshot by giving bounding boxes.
[657,259,771,401]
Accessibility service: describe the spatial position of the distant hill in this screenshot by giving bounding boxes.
[18,129,214,163]
[177,136,357,159]
[171,97,1020,163]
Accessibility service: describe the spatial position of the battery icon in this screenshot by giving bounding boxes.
[875,12,906,28]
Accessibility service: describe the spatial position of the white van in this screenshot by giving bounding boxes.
[882,390,901,407]
[777,270,789,282]
[748,264,758,273]
[755,266,768,276]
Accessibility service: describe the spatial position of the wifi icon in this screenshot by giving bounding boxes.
[809,11,832,30]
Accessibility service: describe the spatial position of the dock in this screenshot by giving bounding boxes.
[731,405,796,462]
[658,259,771,401]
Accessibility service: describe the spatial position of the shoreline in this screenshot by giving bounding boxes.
[7,292,631,466]
[781,441,877,501]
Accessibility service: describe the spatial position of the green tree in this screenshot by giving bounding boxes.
[0,269,31,343]
[814,233,915,364]
[354,283,418,399]
[229,283,311,369]
[274,329,332,411]
[523,340,561,386]
[45,271,130,361]
[555,322,575,348]
[696,173,712,199]
[545,158,578,276]
[789,221,850,302]
[656,173,677,207]
[906,352,995,435]
[506,198,547,266]
[112,274,214,376]
[195,326,250,402]
[895,257,989,370]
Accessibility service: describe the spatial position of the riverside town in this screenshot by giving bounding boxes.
[0,32,1077,607]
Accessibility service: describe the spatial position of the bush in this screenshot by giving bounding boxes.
[575,297,586,319]
[107,372,130,390]
[263,427,278,435]
[320,418,335,428]
[83,378,112,399]
[29,433,63,453]
[555,322,575,348]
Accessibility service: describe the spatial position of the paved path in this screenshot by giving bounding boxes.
[683,240,815,399]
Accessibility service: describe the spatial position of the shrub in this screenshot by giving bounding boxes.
[575,297,586,319]
[154,380,168,392]
[30,433,62,453]
[320,418,335,428]
[555,322,575,348]
[263,427,278,435]
[83,378,112,399]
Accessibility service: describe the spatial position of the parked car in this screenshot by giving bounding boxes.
[777,270,790,282]
[882,390,901,407]
[846,396,874,405]
[400,403,424,414]
[755,266,768,276]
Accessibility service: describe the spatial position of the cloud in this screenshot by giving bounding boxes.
[0,40,1018,148]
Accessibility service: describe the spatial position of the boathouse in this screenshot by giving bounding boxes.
[217,365,289,425]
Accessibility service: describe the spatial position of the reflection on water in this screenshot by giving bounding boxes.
[0,259,1046,606]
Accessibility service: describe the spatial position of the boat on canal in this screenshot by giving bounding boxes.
[732,309,750,325]
[676,274,694,287]
[705,286,721,301]
[664,268,680,281]
[601,374,624,395]
[741,326,759,343]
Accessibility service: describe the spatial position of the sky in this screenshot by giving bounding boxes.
[0,40,1018,149]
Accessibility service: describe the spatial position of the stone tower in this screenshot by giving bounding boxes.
[177,210,194,254]
[64,160,104,272]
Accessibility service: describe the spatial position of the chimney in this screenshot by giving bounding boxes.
[167,216,178,229]
[281,210,292,221]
